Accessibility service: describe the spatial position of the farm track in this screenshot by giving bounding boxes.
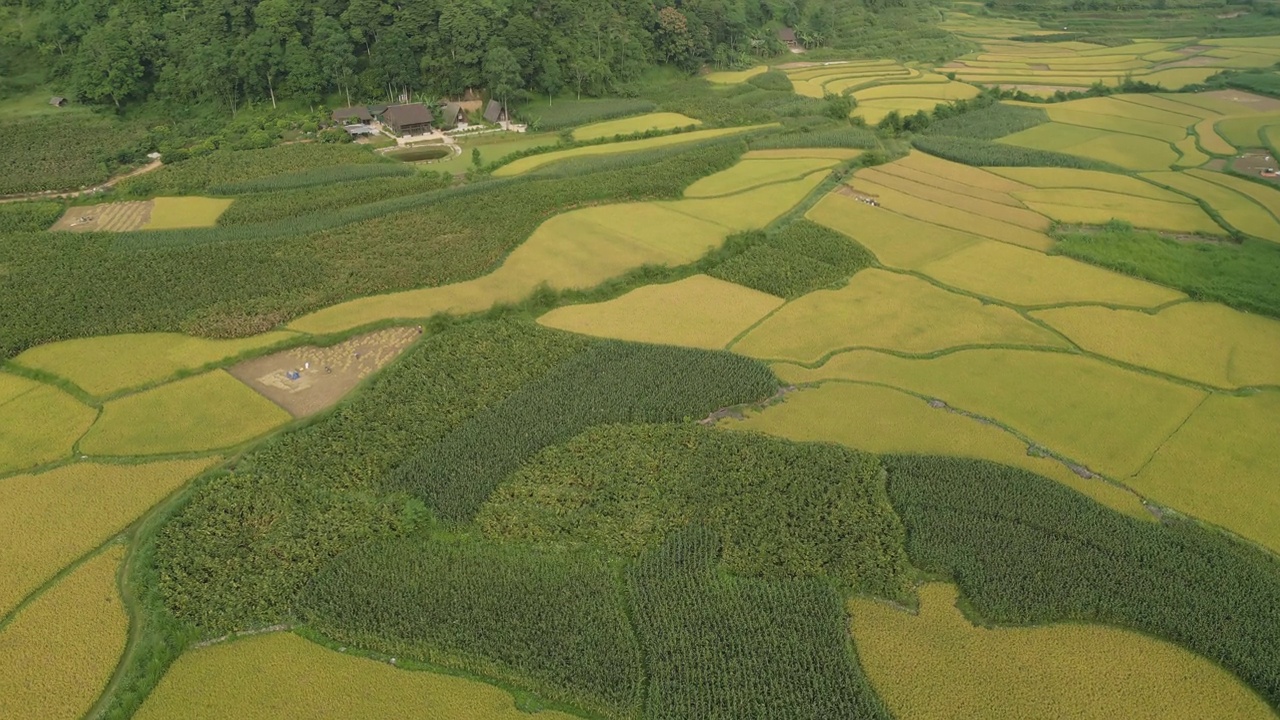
[0,160,162,204]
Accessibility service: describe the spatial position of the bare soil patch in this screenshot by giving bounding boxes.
[837,184,881,204]
[1205,158,1228,171]
[227,327,421,417]
[1229,148,1280,182]
[1202,89,1280,111]
[1175,44,1213,56]
[996,84,1090,94]
[50,200,153,232]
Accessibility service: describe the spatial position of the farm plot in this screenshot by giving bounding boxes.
[731,383,1148,520]
[13,330,299,397]
[50,200,152,232]
[1143,170,1280,241]
[572,112,700,141]
[1033,303,1280,389]
[1186,168,1280,218]
[0,458,216,618]
[289,170,825,335]
[743,148,863,161]
[143,197,234,229]
[986,166,1192,202]
[775,349,1208,479]
[683,157,839,197]
[226,328,420,418]
[133,632,580,720]
[1013,188,1223,234]
[1000,123,1179,171]
[0,546,127,720]
[79,370,292,456]
[492,125,770,176]
[850,583,1276,720]
[806,192,984,269]
[704,66,766,84]
[0,374,97,474]
[784,61,915,99]
[1133,392,1280,554]
[853,167,1050,231]
[731,269,1066,364]
[537,275,784,350]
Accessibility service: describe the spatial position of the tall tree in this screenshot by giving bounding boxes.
[483,44,520,111]
[72,16,144,108]
[312,12,356,106]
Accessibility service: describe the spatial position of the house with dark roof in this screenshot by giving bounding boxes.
[332,106,373,124]
[778,27,799,49]
[382,103,434,135]
[483,99,508,124]
[439,102,468,130]
[49,96,67,108]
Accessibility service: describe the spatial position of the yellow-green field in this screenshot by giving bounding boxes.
[855,168,1050,230]
[915,240,1185,307]
[1000,122,1179,171]
[79,370,292,456]
[1174,136,1209,167]
[731,269,1066,363]
[897,151,1031,193]
[851,583,1276,720]
[1133,392,1280,554]
[0,374,97,474]
[1013,188,1223,234]
[0,458,216,617]
[703,66,765,84]
[988,166,1192,202]
[1215,111,1280,149]
[683,157,838,197]
[0,546,128,720]
[775,349,1208,478]
[134,632,580,720]
[847,177,1053,250]
[1187,168,1280,219]
[806,192,984,269]
[143,197,235,230]
[571,112,701,141]
[1033,303,1280,389]
[492,125,771,176]
[1143,170,1280,242]
[13,330,299,397]
[732,383,1149,520]
[537,275,784,349]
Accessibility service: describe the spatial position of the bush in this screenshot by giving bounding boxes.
[0,115,151,195]
[709,220,875,298]
[389,342,779,522]
[216,174,450,226]
[117,143,387,196]
[747,69,794,93]
[884,455,1280,709]
[0,201,63,233]
[209,163,412,195]
[911,135,1122,171]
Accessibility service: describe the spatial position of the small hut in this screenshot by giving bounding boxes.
[49,96,67,108]
[483,99,508,124]
[332,107,373,125]
[440,102,468,130]
[777,27,799,49]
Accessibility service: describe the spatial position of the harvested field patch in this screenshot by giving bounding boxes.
[684,157,838,197]
[134,632,581,720]
[846,178,1053,250]
[226,328,420,418]
[855,168,1048,230]
[850,583,1276,720]
[775,349,1208,478]
[79,370,292,456]
[50,200,152,232]
[1015,188,1223,234]
[572,112,701,141]
[492,125,770,176]
[917,240,1184,307]
[732,269,1066,363]
[1228,148,1280,178]
[0,458,216,617]
[1143,170,1280,241]
[989,167,1190,202]
[0,375,96,474]
[1133,392,1280,554]
[537,275,783,350]
[806,193,983,269]
[731,383,1148,519]
[1033,303,1280,388]
[704,66,766,84]
[143,197,234,229]
[0,546,127,720]
[14,330,298,397]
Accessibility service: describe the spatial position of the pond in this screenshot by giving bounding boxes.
[388,145,453,162]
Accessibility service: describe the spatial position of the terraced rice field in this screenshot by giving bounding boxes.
[781,60,917,99]
[1143,170,1280,241]
[850,583,1277,720]
[133,632,580,720]
[703,66,765,84]
[683,157,839,197]
[1000,122,1179,170]
[572,112,701,141]
[0,374,97,474]
[0,459,216,616]
[143,197,234,229]
[492,125,771,176]
[0,546,128,720]
[78,370,293,456]
[537,275,784,349]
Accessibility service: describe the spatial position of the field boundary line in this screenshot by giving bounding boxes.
[1125,391,1212,481]
[0,539,124,635]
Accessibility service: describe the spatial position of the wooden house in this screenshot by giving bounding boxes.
[382,103,434,136]
[332,106,373,124]
[440,102,468,130]
[483,99,508,124]
[778,27,799,49]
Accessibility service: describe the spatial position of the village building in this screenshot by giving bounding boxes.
[778,27,799,50]
[382,103,434,136]
[49,96,67,108]
[439,102,468,130]
[331,106,373,125]
[483,99,508,124]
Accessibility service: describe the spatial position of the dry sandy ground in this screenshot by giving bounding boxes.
[50,200,153,232]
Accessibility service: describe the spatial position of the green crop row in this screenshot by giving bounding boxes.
[749,125,880,150]
[884,455,1280,709]
[390,343,778,522]
[216,174,450,226]
[208,162,413,195]
[709,219,876,298]
[922,102,1049,141]
[0,115,152,196]
[116,143,388,196]
[301,537,644,719]
[911,135,1122,171]
[0,201,63,233]
[515,98,658,131]
[1054,224,1280,319]
[479,423,910,597]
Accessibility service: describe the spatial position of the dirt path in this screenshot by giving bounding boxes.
[0,160,163,205]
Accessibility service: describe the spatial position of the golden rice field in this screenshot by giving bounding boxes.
[79,370,292,456]
[133,632,580,720]
[0,458,216,617]
[873,164,1026,207]
[703,66,766,84]
[0,374,97,474]
[683,157,839,197]
[143,197,234,230]
[571,112,701,141]
[731,382,1149,520]
[731,269,1066,363]
[1215,111,1280,149]
[1000,122,1180,171]
[774,349,1208,479]
[492,125,771,176]
[850,583,1276,720]
[806,192,984,269]
[537,275,784,350]
[1014,188,1223,234]
[1187,168,1280,219]
[783,61,916,99]
[13,330,299,397]
[987,166,1191,201]
[1133,392,1280,554]
[1033,303,1280,389]
[1143,170,1280,242]
[855,167,1051,230]
[0,546,128,720]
